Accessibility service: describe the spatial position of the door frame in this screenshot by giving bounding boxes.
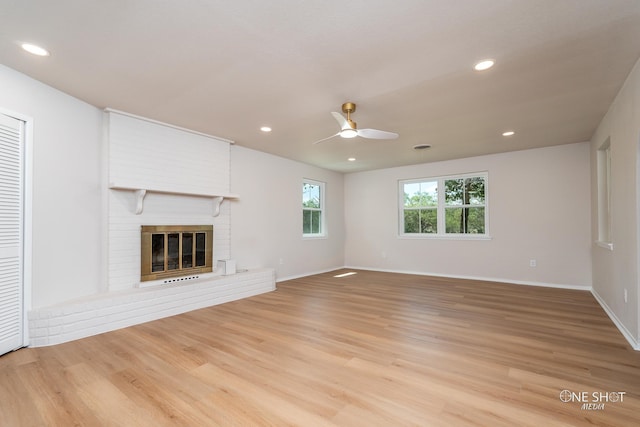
[0,107,33,348]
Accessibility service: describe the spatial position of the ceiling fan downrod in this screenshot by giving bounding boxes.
[342,102,357,129]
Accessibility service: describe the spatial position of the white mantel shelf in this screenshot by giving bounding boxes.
[109,184,239,216]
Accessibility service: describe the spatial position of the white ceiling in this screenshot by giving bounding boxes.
[2,1,640,173]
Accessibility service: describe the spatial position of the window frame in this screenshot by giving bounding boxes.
[302,178,326,238]
[596,139,613,250]
[399,172,490,239]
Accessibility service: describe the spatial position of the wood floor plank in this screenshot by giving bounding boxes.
[0,365,46,426]
[1,269,640,426]
[14,356,104,426]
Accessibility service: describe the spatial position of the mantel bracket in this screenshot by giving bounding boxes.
[135,189,147,215]
[212,196,224,217]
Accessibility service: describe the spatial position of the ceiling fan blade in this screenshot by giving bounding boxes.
[331,111,350,130]
[357,128,399,139]
[312,132,340,145]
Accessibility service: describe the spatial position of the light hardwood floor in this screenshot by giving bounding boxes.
[1,270,640,426]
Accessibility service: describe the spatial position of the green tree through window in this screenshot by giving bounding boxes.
[403,180,437,233]
[444,177,485,234]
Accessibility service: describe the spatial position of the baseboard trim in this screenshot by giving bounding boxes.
[591,289,640,351]
[343,265,592,291]
[276,266,343,283]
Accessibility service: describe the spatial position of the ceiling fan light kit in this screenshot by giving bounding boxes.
[340,129,358,138]
[312,102,399,144]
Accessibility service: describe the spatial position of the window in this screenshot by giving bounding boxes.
[444,176,486,234]
[303,179,325,237]
[402,180,438,233]
[597,140,612,249]
[400,172,488,238]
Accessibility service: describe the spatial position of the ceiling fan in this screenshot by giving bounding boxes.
[313,102,399,144]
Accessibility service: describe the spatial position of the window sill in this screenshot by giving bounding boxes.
[303,234,327,240]
[596,241,614,251]
[398,234,492,241]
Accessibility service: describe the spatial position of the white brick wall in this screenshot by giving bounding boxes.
[106,111,234,291]
[107,111,231,195]
[29,268,275,346]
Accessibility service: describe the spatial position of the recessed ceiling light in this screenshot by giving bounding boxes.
[260,126,272,132]
[348,157,356,162]
[502,131,515,136]
[413,144,432,150]
[21,43,50,56]
[474,59,494,71]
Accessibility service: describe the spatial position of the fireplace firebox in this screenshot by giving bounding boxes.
[141,225,213,281]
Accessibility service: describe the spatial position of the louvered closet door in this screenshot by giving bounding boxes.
[0,113,23,356]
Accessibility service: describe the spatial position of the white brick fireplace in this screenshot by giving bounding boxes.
[106,110,235,290]
[28,111,275,346]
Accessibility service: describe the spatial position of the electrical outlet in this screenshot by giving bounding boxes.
[624,288,628,303]
[279,258,284,265]
[529,259,537,267]
[381,251,387,259]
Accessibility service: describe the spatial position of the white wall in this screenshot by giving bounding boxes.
[230,146,345,280]
[590,57,640,347]
[0,65,103,308]
[344,142,592,289]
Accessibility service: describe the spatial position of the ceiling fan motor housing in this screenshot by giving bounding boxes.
[342,102,356,114]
